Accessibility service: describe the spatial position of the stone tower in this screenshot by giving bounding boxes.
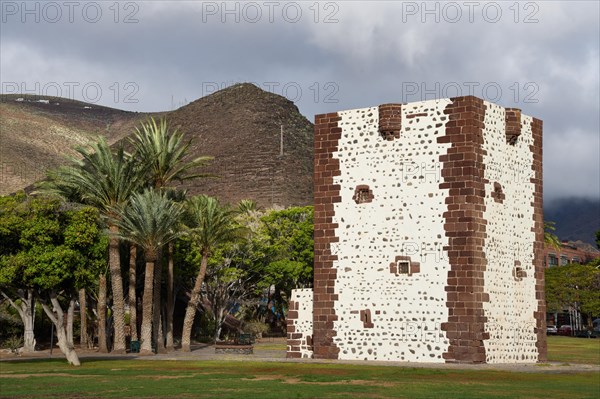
[287,96,546,364]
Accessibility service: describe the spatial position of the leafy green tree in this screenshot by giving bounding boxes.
[595,230,600,250]
[258,206,314,320]
[40,138,144,353]
[0,195,107,365]
[112,189,184,354]
[203,253,254,342]
[0,193,38,352]
[181,196,241,351]
[203,218,266,341]
[546,263,600,329]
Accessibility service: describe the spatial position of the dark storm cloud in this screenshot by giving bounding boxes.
[1,1,598,201]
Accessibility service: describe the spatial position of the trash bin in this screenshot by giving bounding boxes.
[130,340,140,353]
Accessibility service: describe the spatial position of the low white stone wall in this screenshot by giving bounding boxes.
[286,288,314,358]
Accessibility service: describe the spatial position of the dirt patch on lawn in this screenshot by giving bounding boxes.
[0,373,95,378]
[244,374,395,387]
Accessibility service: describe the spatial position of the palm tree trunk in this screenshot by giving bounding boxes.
[79,288,87,347]
[166,243,174,351]
[181,252,209,352]
[129,245,138,342]
[157,309,166,353]
[108,225,127,353]
[140,260,155,354]
[153,252,166,353]
[98,274,108,353]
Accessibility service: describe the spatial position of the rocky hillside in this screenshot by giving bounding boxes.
[0,95,147,195]
[165,83,313,208]
[0,84,313,208]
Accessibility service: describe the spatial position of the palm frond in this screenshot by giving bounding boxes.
[39,138,145,216]
[130,117,213,188]
[112,189,184,260]
[185,195,243,254]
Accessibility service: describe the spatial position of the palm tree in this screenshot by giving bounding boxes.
[113,189,184,354]
[238,199,260,214]
[545,221,562,250]
[130,117,213,190]
[129,118,212,351]
[40,138,145,353]
[181,195,241,352]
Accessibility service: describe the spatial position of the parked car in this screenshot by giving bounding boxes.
[575,330,598,338]
[546,325,558,335]
[558,325,572,336]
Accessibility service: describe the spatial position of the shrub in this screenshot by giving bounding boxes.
[243,321,269,338]
[2,335,24,354]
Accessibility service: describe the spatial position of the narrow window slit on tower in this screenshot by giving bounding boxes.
[353,185,374,204]
[491,182,505,203]
[389,256,420,276]
[360,309,374,328]
[398,261,410,274]
[513,261,526,281]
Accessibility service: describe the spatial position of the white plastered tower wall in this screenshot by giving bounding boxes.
[330,100,453,361]
[480,101,539,363]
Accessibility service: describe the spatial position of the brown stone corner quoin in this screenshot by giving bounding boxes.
[285,298,301,358]
[438,96,490,363]
[531,116,547,362]
[505,108,522,144]
[312,111,342,359]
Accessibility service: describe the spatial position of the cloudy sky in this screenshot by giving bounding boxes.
[1,0,598,202]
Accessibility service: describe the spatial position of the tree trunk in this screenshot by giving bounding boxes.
[98,274,108,353]
[181,253,209,352]
[129,245,138,342]
[22,289,36,352]
[166,243,175,351]
[41,291,80,366]
[152,254,166,353]
[2,289,37,353]
[214,307,226,342]
[108,225,127,353]
[22,303,36,352]
[140,260,155,354]
[66,298,75,350]
[79,288,87,347]
[156,310,166,353]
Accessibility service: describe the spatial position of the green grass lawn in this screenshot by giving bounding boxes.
[0,337,598,398]
[546,335,600,364]
[0,359,598,399]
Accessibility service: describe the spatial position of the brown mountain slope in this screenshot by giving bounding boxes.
[0,84,313,208]
[0,95,147,195]
[165,83,313,207]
